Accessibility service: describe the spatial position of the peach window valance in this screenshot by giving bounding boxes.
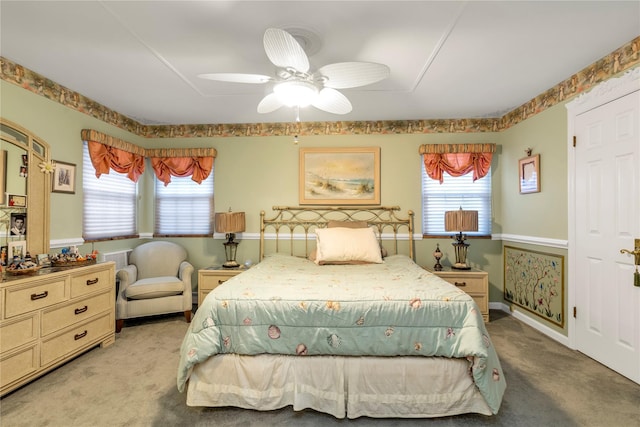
[81,130,217,185]
[147,148,217,186]
[419,143,496,184]
[81,129,146,182]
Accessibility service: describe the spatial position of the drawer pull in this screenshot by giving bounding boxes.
[218,279,227,284]
[74,305,88,315]
[30,291,49,301]
[454,281,467,287]
[74,330,88,340]
[86,278,99,286]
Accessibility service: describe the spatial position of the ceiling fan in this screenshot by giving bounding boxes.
[198,28,390,116]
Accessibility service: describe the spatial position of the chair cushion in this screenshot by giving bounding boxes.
[125,276,184,300]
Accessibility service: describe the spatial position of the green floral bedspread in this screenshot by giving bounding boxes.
[177,253,506,413]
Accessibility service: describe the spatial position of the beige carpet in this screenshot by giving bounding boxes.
[1,310,639,427]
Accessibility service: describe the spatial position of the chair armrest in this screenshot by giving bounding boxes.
[178,261,195,291]
[116,265,138,292]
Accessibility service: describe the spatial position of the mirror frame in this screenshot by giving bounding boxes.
[1,118,51,256]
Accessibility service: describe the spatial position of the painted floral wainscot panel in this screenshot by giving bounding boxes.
[504,246,564,327]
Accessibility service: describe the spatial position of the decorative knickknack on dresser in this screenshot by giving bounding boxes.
[0,262,116,396]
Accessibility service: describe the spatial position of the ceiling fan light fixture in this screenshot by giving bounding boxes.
[273,80,319,107]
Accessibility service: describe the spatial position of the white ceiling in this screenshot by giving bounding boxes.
[1,1,638,125]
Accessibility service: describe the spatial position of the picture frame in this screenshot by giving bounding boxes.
[52,160,76,194]
[0,246,7,267]
[8,240,27,261]
[299,147,381,205]
[10,212,27,236]
[504,245,564,327]
[519,154,540,194]
[36,253,51,267]
[7,193,27,208]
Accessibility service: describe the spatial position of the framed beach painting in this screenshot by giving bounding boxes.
[299,147,380,205]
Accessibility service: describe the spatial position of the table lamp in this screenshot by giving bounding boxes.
[444,207,478,270]
[215,209,246,268]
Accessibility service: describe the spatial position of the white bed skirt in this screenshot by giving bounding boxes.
[186,354,492,419]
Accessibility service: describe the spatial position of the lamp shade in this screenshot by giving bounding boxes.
[215,211,246,234]
[444,208,478,232]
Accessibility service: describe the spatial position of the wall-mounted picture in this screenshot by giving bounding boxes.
[7,193,27,208]
[52,160,76,194]
[8,240,27,261]
[10,212,27,236]
[504,245,564,327]
[519,154,540,194]
[299,147,381,205]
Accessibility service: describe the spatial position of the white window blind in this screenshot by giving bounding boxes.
[421,166,492,236]
[155,173,214,236]
[82,142,137,240]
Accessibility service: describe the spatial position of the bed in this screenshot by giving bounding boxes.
[177,206,506,419]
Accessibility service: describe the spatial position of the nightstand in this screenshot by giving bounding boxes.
[197,267,245,306]
[425,267,489,322]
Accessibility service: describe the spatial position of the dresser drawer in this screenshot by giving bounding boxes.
[0,313,39,354]
[443,276,486,294]
[1,344,38,389]
[41,312,112,366]
[70,268,112,298]
[41,291,112,336]
[4,279,68,318]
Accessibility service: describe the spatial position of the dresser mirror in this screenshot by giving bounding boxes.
[1,118,51,260]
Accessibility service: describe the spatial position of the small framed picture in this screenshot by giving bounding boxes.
[0,246,8,267]
[36,253,51,267]
[7,193,27,208]
[519,154,540,194]
[52,160,76,194]
[8,240,27,261]
[10,212,27,236]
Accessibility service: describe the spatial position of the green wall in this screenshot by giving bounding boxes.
[2,78,570,332]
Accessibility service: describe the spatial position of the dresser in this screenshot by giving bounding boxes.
[197,267,246,306]
[425,266,489,322]
[1,262,115,396]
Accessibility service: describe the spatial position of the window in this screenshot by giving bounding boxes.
[421,166,491,236]
[154,173,214,236]
[82,142,138,240]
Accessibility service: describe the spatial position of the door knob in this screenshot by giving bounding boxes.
[620,238,640,287]
[619,238,640,266]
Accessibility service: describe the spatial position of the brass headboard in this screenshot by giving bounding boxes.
[259,206,414,261]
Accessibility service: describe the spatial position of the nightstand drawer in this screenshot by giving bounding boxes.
[441,276,485,293]
[198,268,245,306]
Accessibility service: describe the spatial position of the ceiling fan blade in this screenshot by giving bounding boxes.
[312,88,352,115]
[198,73,272,84]
[316,62,390,89]
[257,93,285,114]
[263,28,309,73]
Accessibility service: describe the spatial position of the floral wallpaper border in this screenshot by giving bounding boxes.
[1,36,638,139]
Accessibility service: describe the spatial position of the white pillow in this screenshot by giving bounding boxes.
[314,227,383,265]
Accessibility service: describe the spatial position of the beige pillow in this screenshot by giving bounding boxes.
[314,227,383,265]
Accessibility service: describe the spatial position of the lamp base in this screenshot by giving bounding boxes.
[222,260,240,269]
[451,233,471,270]
[451,263,471,270]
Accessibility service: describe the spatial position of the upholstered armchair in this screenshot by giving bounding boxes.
[115,241,194,333]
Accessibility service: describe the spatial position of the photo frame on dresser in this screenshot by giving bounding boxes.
[8,240,27,261]
[299,147,381,205]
